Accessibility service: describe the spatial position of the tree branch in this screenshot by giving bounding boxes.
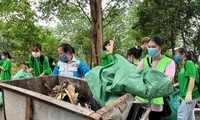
[103,17,115,28]
[102,0,112,14]
[102,5,115,21]
[68,1,91,23]
[102,1,123,21]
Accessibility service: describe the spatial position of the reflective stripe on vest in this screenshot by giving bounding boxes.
[136,56,172,105]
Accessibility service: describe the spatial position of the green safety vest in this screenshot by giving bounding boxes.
[136,56,172,105]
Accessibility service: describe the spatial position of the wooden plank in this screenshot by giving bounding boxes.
[95,93,132,115]
[92,93,133,120]
[58,76,101,111]
[25,97,31,120]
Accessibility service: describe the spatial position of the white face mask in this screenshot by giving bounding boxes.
[32,52,41,58]
[128,56,132,62]
[106,46,111,51]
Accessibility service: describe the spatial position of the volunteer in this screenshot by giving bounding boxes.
[174,48,200,120]
[135,36,176,120]
[0,52,12,80]
[27,43,52,77]
[140,37,150,59]
[101,40,114,66]
[127,46,142,66]
[53,43,90,78]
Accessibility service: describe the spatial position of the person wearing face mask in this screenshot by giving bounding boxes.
[0,52,12,80]
[101,40,114,66]
[135,36,176,120]
[26,43,52,77]
[53,43,90,78]
[127,46,142,66]
[174,48,200,120]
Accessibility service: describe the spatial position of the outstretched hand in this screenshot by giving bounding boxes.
[109,40,114,45]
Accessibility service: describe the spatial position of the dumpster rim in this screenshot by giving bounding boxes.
[0,82,96,119]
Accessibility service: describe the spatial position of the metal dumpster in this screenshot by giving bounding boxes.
[0,75,134,120]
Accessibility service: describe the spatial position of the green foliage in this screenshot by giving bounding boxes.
[38,0,136,62]
[133,0,200,55]
[0,0,58,64]
[0,0,200,67]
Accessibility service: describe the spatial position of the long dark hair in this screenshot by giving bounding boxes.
[177,47,196,63]
[103,41,110,50]
[127,46,142,59]
[2,51,12,59]
[149,35,164,47]
[59,43,75,54]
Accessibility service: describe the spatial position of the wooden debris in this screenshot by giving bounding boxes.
[48,79,91,109]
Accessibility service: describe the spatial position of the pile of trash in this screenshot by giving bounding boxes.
[48,80,91,109]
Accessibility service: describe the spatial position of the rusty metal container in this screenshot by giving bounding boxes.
[0,75,133,120]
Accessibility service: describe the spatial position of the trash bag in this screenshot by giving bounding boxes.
[161,88,180,120]
[138,68,174,99]
[13,69,33,79]
[86,54,174,107]
[0,92,2,107]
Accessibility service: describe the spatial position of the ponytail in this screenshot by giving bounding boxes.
[177,47,196,63]
[127,46,142,59]
[59,43,75,54]
[187,51,198,63]
[2,51,12,59]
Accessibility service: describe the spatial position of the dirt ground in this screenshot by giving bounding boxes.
[196,111,200,120]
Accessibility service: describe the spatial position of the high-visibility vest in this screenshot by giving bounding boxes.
[135,56,172,105]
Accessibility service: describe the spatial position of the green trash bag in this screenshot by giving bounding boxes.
[13,69,33,79]
[161,88,180,120]
[86,54,174,107]
[0,92,2,107]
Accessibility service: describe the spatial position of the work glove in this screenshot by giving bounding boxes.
[185,92,192,104]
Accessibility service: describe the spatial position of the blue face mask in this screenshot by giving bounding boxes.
[147,48,159,57]
[59,55,67,62]
[173,55,181,62]
[1,56,5,60]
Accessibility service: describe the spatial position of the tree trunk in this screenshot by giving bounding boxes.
[181,31,186,48]
[89,0,103,67]
[170,30,176,56]
[90,49,93,69]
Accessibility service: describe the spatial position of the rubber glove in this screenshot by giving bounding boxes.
[185,92,192,104]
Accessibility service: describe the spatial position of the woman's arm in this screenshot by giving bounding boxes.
[27,55,34,72]
[165,60,176,82]
[39,72,46,77]
[26,68,34,72]
[0,66,5,71]
[188,77,195,92]
[106,40,114,55]
[185,77,195,103]
[53,64,60,74]
[78,61,90,77]
[42,56,52,75]
[184,61,196,103]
